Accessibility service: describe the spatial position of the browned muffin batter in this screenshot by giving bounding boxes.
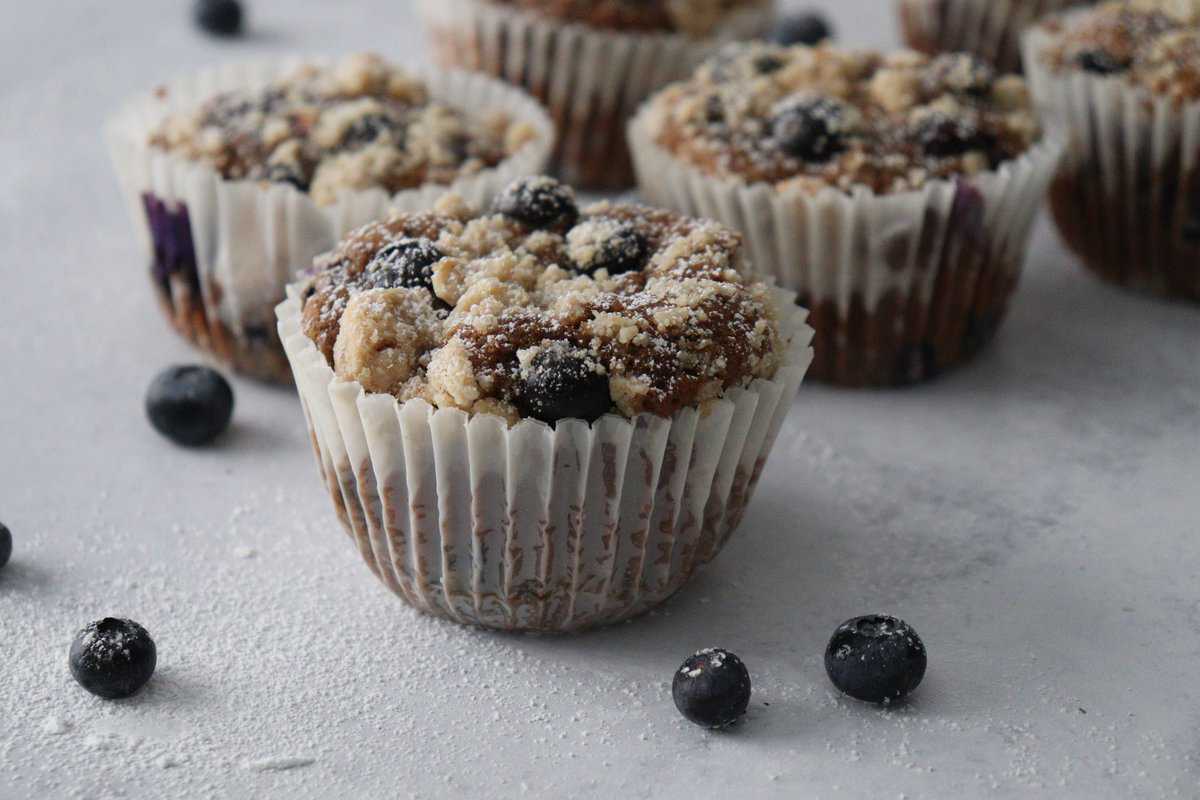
[300,177,785,422]
[487,0,765,36]
[644,43,1039,193]
[1039,0,1200,102]
[149,53,538,206]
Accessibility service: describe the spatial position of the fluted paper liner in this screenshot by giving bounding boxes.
[416,0,773,190]
[276,286,813,632]
[106,60,554,381]
[628,105,1063,385]
[897,0,1088,73]
[1023,22,1200,302]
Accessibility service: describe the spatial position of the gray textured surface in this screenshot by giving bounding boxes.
[2,2,1199,798]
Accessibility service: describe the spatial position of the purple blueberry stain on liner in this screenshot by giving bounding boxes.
[142,194,199,291]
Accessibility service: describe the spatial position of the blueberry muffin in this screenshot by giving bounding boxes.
[898,0,1100,73]
[1025,0,1200,301]
[630,43,1060,386]
[416,0,773,190]
[150,53,537,206]
[276,176,814,631]
[108,53,551,382]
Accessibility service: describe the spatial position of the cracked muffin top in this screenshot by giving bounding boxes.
[1038,0,1200,103]
[148,53,539,206]
[299,176,787,423]
[485,0,766,36]
[642,42,1040,194]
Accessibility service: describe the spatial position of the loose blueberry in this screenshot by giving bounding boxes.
[769,11,833,46]
[566,220,649,276]
[772,96,844,162]
[69,618,157,700]
[514,344,611,425]
[0,522,10,569]
[825,614,927,703]
[494,176,578,229]
[194,0,243,37]
[146,365,234,446]
[1076,49,1127,75]
[367,237,445,295]
[916,113,983,158]
[672,648,752,729]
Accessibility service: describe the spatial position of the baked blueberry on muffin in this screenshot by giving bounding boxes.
[630,43,1060,386]
[108,54,551,381]
[416,0,774,190]
[1026,0,1200,301]
[277,176,814,631]
[898,0,1100,73]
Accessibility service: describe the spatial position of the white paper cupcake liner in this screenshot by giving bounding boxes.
[628,105,1064,385]
[1023,22,1200,302]
[275,285,813,632]
[105,59,555,382]
[897,0,1091,73]
[416,0,773,190]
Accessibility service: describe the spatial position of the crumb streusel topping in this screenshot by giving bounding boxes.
[643,43,1040,194]
[300,177,785,422]
[1040,0,1200,103]
[486,0,765,36]
[149,53,539,206]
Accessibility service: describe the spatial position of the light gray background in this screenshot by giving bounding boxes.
[2,1,1198,798]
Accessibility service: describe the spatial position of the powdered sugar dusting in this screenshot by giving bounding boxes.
[244,756,316,772]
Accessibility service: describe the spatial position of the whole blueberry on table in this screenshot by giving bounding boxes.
[769,11,834,46]
[146,365,234,446]
[672,648,752,728]
[194,0,243,37]
[514,344,611,425]
[825,614,926,703]
[69,618,157,700]
[494,176,579,229]
[0,522,10,569]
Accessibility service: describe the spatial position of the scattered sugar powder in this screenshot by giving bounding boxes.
[0,441,1194,797]
[40,716,70,735]
[244,757,316,772]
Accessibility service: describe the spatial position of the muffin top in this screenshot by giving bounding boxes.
[487,0,764,36]
[149,53,538,206]
[642,43,1040,194]
[299,176,787,423]
[1039,0,1200,102]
